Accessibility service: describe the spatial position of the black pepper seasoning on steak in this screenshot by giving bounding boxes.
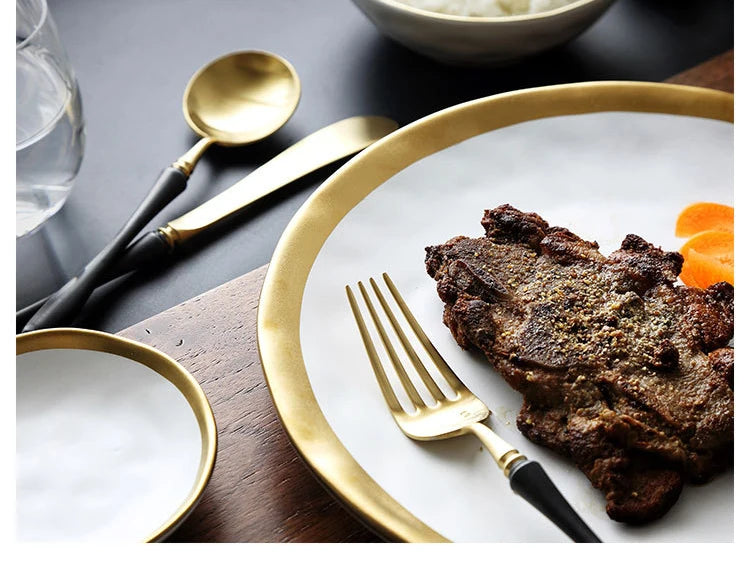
[425,204,734,524]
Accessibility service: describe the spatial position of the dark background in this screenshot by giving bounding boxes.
[16,0,734,333]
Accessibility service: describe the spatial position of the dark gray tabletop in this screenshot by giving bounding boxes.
[16,0,733,334]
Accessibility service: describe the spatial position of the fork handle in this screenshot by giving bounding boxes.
[508,459,601,543]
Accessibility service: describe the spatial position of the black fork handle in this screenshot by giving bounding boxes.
[508,459,601,543]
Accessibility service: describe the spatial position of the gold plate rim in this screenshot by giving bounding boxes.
[16,327,218,543]
[256,81,733,542]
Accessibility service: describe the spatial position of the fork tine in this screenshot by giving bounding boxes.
[345,285,403,413]
[382,272,466,393]
[355,282,427,409]
[369,277,447,403]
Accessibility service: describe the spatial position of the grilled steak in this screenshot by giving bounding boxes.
[425,204,734,524]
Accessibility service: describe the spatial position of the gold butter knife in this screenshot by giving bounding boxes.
[158,115,397,247]
[17,116,398,328]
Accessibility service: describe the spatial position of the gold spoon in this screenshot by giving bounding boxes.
[23,50,301,332]
[176,50,301,175]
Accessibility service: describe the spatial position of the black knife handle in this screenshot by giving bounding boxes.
[508,459,601,543]
[21,166,187,332]
[16,299,46,332]
[114,229,174,274]
[16,229,173,332]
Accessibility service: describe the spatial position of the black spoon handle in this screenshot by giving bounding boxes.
[21,166,187,332]
[16,229,173,331]
[508,459,601,543]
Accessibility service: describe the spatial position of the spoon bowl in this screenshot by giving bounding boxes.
[184,51,301,146]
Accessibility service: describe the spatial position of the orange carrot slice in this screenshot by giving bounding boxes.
[680,248,733,288]
[679,230,734,264]
[675,202,733,237]
[678,264,700,288]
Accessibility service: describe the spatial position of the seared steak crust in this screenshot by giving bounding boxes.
[426,204,734,524]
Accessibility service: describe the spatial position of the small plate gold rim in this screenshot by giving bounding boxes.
[257,81,733,542]
[16,327,218,543]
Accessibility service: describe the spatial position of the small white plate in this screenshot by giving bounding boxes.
[16,328,217,542]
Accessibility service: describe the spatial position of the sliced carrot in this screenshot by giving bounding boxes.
[680,248,733,288]
[675,202,733,237]
[678,265,700,288]
[679,230,734,264]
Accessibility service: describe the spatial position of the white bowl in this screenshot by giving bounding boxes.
[16,328,217,542]
[351,0,616,66]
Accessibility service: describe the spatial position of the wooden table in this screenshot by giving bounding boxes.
[118,51,733,543]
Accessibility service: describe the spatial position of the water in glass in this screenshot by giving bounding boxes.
[16,0,84,237]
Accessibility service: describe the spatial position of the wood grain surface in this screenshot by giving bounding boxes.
[120,264,379,542]
[118,53,734,543]
[665,49,733,93]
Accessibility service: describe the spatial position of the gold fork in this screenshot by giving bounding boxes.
[346,273,601,543]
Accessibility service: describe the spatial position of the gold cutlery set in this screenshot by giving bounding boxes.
[17,50,397,331]
[17,114,398,329]
[22,51,301,331]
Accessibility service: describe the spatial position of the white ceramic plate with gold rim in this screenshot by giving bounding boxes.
[16,329,217,542]
[257,82,733,542]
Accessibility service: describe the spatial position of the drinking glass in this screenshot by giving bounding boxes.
[16,0,84,237]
